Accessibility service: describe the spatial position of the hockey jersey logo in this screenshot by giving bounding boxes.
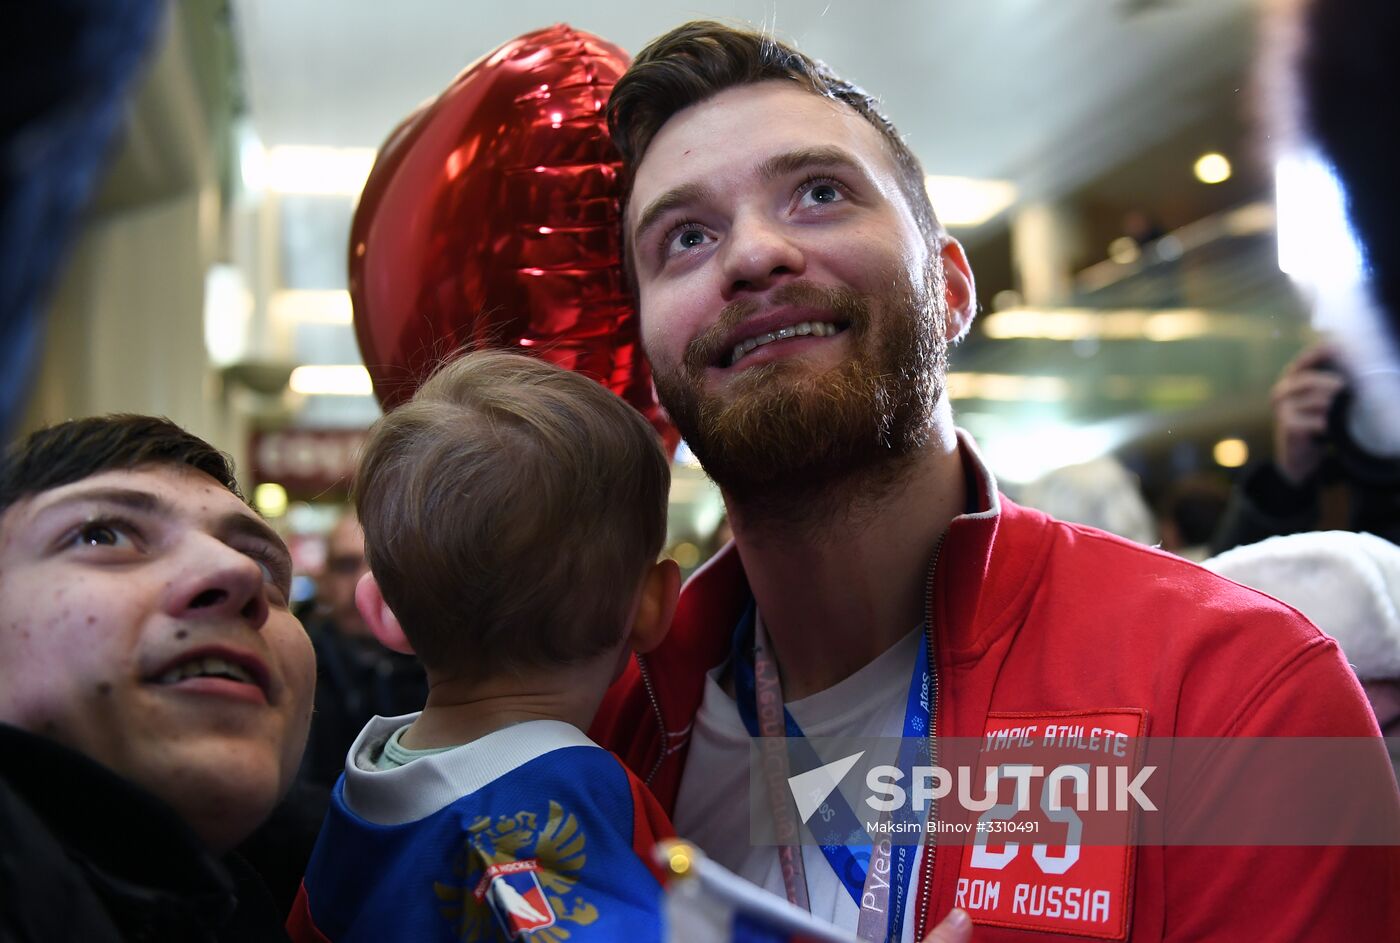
[480,861,556,938]
[434,801,600,941]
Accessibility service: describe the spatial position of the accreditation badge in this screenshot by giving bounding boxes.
[953,709,1148,940]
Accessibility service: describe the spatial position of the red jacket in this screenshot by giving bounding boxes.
[592,444,1400,941]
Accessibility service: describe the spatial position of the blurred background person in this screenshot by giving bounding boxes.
[1210,341,1400,553]
[237,510,428,918]
[298,510,426,791]
[1251,0,1400,468]
[1156,473,1231,561]
[1016,456,1158,547]
[1200,0,1400,556]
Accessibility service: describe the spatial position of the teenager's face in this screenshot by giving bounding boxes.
[626,81,972,499]
[0,465,315,851]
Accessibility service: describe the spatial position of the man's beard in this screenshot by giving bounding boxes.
[652,258,949,516]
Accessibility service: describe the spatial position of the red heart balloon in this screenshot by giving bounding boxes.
[349,23,676,450]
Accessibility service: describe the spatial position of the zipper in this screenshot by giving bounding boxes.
[915,533,946,941]
[635,652,668,786]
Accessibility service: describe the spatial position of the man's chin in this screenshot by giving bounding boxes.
[657,303,943,507]
[137,749,293,853]
[686,385,887,498]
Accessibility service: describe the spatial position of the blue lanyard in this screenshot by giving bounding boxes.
[731,602,932,942]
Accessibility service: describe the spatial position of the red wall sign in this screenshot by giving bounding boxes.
[250,428,367,500]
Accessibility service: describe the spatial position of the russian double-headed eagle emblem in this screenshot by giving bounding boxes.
[434,801,600,941]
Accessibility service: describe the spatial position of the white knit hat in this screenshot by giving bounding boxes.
[1203,531,1400,681]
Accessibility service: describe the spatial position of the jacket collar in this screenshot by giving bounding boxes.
[0,723,238,930]
[650,429,1053,730]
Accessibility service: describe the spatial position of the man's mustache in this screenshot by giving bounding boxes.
[681,281,869,373]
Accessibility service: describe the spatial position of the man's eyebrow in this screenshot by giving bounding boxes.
[29,485,289,560]
[33,486,163,518]
[755,145,866,182]
[631,181,717,250]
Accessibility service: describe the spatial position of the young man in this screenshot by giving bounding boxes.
[0,415,316,941]
[591,21,1400,942]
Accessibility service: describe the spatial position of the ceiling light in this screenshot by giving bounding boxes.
[1193,153,1232,185]
[1213,438,1249,468]
[262,146,377,196]
[239,133,267,194]
[1108,237,1141,265]
[254,483,289,518]
[289,365,373,396]
[981,307,1222,342]
[268,290,354,324]
[924,175,1018,228]
[946,372,1070,402]
[982,309,1091,341]
[203,265,252,366]
[1142,310,1209,342]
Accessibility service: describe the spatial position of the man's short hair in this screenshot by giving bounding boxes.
[0,414,241,516]
[607,20,941,251]
[354,351,671,681]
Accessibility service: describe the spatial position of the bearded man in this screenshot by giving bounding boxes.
[590,21,1400,943]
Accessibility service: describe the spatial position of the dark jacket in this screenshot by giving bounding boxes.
[0,724,289,942]
[298,616,427,790]
[1209,455,1400,555]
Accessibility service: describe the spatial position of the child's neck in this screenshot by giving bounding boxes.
[398,659,613,751]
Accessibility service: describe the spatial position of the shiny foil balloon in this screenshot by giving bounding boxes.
[349,23,675,449]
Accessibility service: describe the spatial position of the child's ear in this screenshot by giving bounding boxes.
[628,559,680,656]
[354,571,414,655]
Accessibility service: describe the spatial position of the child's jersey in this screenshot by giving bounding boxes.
[288,716,673,942]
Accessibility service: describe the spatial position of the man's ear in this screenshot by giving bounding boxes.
[354,571,414,655]
[938,237,977,343]
[628,559,681,656]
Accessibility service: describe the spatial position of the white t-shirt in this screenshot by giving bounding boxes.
[672,625,925,940]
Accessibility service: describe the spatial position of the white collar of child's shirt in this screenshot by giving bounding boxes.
[341,713,597,825]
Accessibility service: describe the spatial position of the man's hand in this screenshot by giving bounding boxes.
[922,907,972,942]
[1271,343,1349,485]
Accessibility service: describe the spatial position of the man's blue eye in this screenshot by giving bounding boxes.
[667,226,711,255]
[810,184,839,203]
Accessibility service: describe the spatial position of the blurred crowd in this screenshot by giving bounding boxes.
[1,1,1398,941]
[1014,339,1400,767]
